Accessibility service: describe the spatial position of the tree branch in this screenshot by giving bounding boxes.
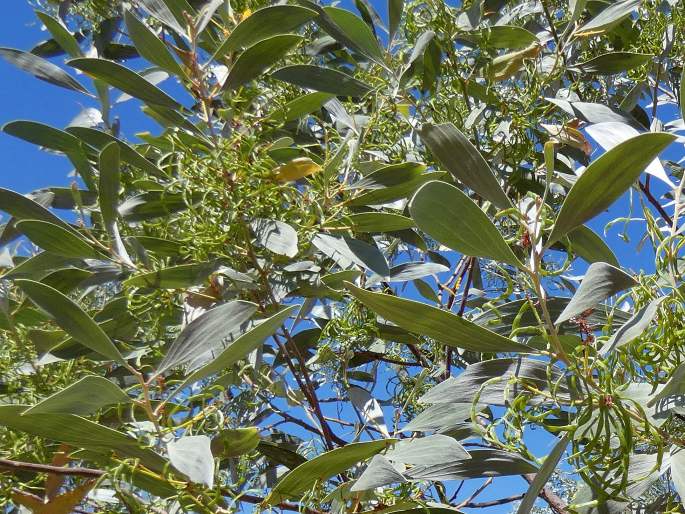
[0,458,104,478]
[523,473,568,513]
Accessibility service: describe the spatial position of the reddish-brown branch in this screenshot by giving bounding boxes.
[460,493,525,508]
[639,179,673,226]
[0,458,104,478]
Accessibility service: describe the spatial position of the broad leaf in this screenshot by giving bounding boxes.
[124,10,184,77]
[157,300,258,375]
[322,7,383,63]
[265,440,394,504]
[601,297,666,354]
[0,187,80,238]
[24,376,131,416]
[224,35,303,91]
[567,225,619,267]
[387,262,449,282]
[181,304,298,387]
[385,435,470,466]
[345,283,531,353]
[16,220,100,259]
[571,52,652,75]
[555,262,637,324]
[388,0,403,41]
[547,132,674,245]
[124,261,219,289]
[68,58,182,109]
[0,405,167,472]
[405,449,537,481]
[419,123,511,209]
[16,279,125,363]
[351,455,407,491]
[410,181,522,267]
[419,358,569,406]
[575,0,641,37]
[272,65,372,97]
[3,120,82,154]
[137,0,189,35]
[312,233,389,277]
[211,427,260,459]
[0,47,88,94]
[167,435,214,488]
[251,218,298,258]
[35,11,82,58]
[334,212,415,233]
[214,5,316,57]
[402,403,473,432]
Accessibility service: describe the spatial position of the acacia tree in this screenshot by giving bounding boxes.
[0,0,684,512]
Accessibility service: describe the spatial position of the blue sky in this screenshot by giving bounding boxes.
[1,1,683,512]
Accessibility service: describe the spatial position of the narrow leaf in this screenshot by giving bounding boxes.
[351,455,406,491]
[213,5,316,57]
[124,10,184,76]
[419,123,511,209]
[272,65,372,97]
[517,435,570,514]
[312,233,389,277]
[24,376,131,416]
[16,279,125,363]
[0,47,88,95]
[410,181,522,267]
[345,282,531,353]
[555,262,637,324]
[575,0,641,37]
[567,225,619,267]
[68,58,182,109]
[15,220,100,259]
[265,440,394,504]
[224,35,302,91]
[547,132,674,245]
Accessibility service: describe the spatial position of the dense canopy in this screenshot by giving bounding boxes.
[0,0,684,512]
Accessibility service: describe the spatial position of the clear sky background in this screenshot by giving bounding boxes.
[1,1,682,512]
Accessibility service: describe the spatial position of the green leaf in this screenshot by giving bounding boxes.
[547,132,674,245]
[157,300,258,375]
[68,58,182,109]
[322,7,384,63]
[0,405,168,473]
[35,11,82,58]
[388,262,448,282]
[312,233,389,277]
[137,0,189,36]
[224,35,303,91]
[332,212,415,233]
[182,304,298,387]
[24,376,131,416]
[124,261,219,289]
[567,225,619,267]
[388,0,403,41]
[0,187,80,237]
[409,181,522,267]
[258,440,308,469]
[124,10,184,77]
[211,427,261,459]
[0,47,89,95]
[272,65,372,97]
[402,403,473,432]
[482,25,538,49]
[15,220,100,259]
[251,218,298,258]
[575,0,640,37]
[213,5,316,57]
[419,357,568,406]
[405,449,537,481]
[601,297,666,354]
[66,127,166,177]
[98,143,133,265]
[345,282,531,353]
[570,52,652,75]
[118,191,202,221]
[265,440,394,504]
[167,436,214,488]
[385,434,470,466]
[3,120,82,153]
[16,279,125,363]
[351,455,407,491]
[517,435,569,514]
[419,123,511,209]
[555,262,637,324]
[268,92,335,122]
